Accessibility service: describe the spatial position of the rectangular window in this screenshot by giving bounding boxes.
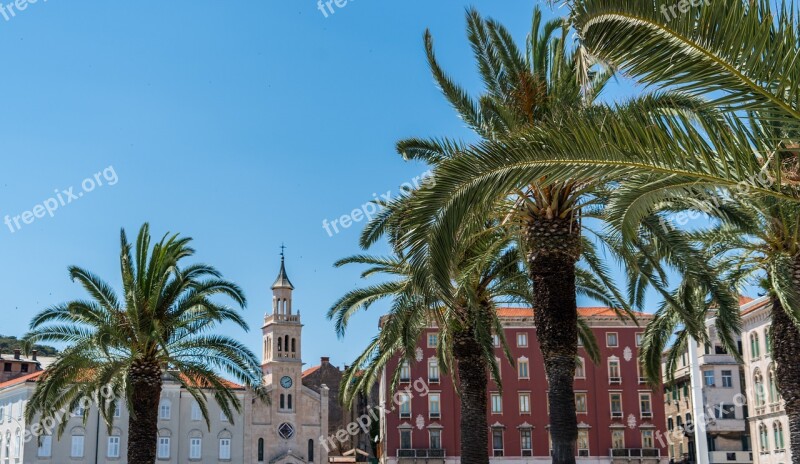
[608,359,621,383]
[108,437,121,458]
[492,429,504,457]
[611,430,625,449]
[722,370,733,388]
[399,393,411,418]
[158,437,171,459]
[191,401,202,421]
[704,370,715,387]
[610,393,623,417]
[427,333,438,348]
[38,436,52,457]
[159,400,171,420]
[715,404,736,420]
[492,335,500,347]
[400,361,411,382]
[520,429,532,456]
[517,333,528,347]
[491,393,503,414]
[114,404,121,418]
[428,360,440,383]
[519,393,531,414]
[429,393,441,418]
[642,430,655,448]
[606,332,619,347]
[220,410,229,422]
[575,393,587,414]
[575,358,585,378]
[71,435,85,458]
[639,393,653,418]
[429,429,441,449]
[400,430,412,450]
[636,333,644,347]
[518,359,529,379]
[577,430,589,456]
[190,438,202,459]
[219,438,231,460]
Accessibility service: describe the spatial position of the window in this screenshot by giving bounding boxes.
[492,335,500,347]
[575,393,587,414]
[520,429,532,456]
[575,358,585,379]
[190,438,202,459]
[428,360,440,383]
[769,370,780,403]
[399,361,411,382]
[751,333,761,358]
[491,393,502,414]
[759,423,769,452]
[429,429,441,449]
[258,438,265,462]
[308,439,315,462]
[606,332,619,347]
[517,333,528,347]
[219,438,231,460]
[642,430,655,448]
[2,363,9,371]
[610,393,623,418]
[639,393,652,418]
[715,404,736,420]
[158,437,170,459]
[519,393,531,414]
[608,358,621,383]
[108,436,121,458]
[221,409,230,421]
[191,401,202,421]
[38,435,52,457]
[428,393,441,418]
[20,364,28,373]
[754,371,766,406]
[400,430,412,449]
[704,370,715,387]
[518,358,529,379]
[492,429,504,457]
[611,430,625,449]
[773,422,785,450]
[71,435,85,458]
[427,333,438,348]
[765,329,772,355]
[399,393,411,418]
[159,399,171,420]
[636,333,644,347]
[577,430,589,456]
[114,403,121,418]
[668,417,674,431]
[721,370,733,388]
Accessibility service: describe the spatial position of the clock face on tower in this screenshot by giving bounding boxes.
[280,376,293,389]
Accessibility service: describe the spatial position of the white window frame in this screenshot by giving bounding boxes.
[159,399,171,420]
[519,392,531,414]
[518,357,529,379]
[399,361,411,382]
[191,401,202,421]
[428,359,440,383]
[158,437,171,459]
[428,393,441,419]
[575,392,588,414]
[516,332,528,347]
[610,393,623,418]
[38,435,52,457]
[491,393,503,414]
[642,430,655,448]
[635,333,644,347]
[639,392,653,418]
[399,393,411,418]
[606,332,619,347]
[189,437,202,460]
[608,358,621,383]
[427,333,438,348]
[575,357,586,379]
[107,436,121,458]
[71,435,85,458]
[219,438,231,460]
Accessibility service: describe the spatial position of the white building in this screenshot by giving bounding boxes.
[0,256,329,464]
[741,297,792,464]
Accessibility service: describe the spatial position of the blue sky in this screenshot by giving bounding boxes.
[0,0,698,371]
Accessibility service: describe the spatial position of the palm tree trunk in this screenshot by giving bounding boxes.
[453,327,490,464]
[770,254,800,460]
[526,216,580,464]
[127,360,163,464]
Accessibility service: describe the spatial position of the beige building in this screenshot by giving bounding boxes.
[741,297,792,464]
[662,300,752,464]
[0,256,329,464]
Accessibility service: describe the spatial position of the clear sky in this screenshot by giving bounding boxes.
[0,0,695,371]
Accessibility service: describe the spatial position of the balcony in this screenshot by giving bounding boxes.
[397,449,446,464]
[610,448,661,464]
[708,451,753,463]
[609,377,622,385]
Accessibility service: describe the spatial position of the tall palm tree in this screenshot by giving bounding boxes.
[393,7,708,462]
[24,224,262,464]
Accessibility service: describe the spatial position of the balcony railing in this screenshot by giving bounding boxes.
[397,449,446,458]
[610,448,661,458]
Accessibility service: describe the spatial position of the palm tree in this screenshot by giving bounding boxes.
[24,223,262,464]
[392,7,705,462]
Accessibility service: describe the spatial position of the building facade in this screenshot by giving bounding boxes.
[379,307,668,464]
[0,256,329,464]
[741,297,792,464]
[661,303,752,464]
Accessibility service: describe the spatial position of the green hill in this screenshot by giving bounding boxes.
[0,335,58,357]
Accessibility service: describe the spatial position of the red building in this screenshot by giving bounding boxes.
[379,307,668,464]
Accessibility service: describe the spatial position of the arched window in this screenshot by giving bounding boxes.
[292,338,296,353]
[278,337,282,352]
[287,394,293,410]
[759,423,769,452]
[668,418,674,431]
[769,367,780,403]
[754,370,766,406]
[676,416,683,430]
[773,421,785,450]
[751,333,761,358]
[284,335,289,353]
[258,438,264,462]
[279,394,285,410]
[308,439,315,462]
[765,328,772,354]
[685,413,692,428]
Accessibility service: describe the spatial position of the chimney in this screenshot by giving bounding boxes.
[321,357,330,364]
[31,350,38,361]
[13,349,20,360]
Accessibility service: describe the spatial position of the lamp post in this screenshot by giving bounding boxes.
[687,336,709,464]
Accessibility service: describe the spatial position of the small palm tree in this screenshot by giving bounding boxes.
[24,223,262,464]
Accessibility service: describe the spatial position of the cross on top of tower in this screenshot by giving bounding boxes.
[272,244,294,290]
